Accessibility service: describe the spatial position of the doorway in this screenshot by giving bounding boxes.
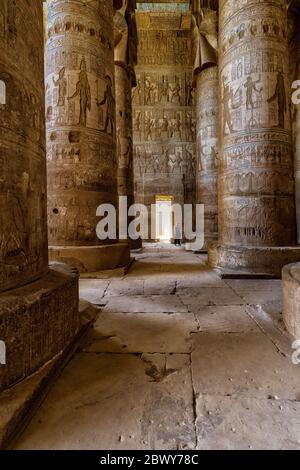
[155,195,173,241]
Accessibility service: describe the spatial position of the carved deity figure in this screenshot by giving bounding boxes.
[68,58,91,127]
[145,75,156,105]
[267,71,286,128]
[53,67,67,107]
[169,76,181,104]
[114,0,138,82]
[222,77,234,135]
[191,0,218,80]
[97,75,115,135]
[244,76,262,110]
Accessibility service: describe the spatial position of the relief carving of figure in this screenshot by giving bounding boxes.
[97,75,115,135]
[68,57,91,127]
[267,71,286,128]
[53,67,67,107]
[222,77,234,135]
[169,76,181,104]
[244,76,263,110]
[191,0,218,80]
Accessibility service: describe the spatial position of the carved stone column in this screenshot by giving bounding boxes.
[209,0,300,276]
[192,1,219,250]
[114,1,141,248]
[45,0,130,272]
[0,1,79,391]
[289,2,300,243]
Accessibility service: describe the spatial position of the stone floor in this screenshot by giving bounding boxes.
[15,244,300,450]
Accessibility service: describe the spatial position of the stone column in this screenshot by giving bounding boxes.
[283,262,300,339]
[45,0,130,272]
[192,1,219,251]
[289,2,300,244]
[0,0,79,391]
[114,0,141,248]
[209,0,300,276]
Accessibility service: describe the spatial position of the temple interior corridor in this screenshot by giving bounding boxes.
[1,0,300,453]
[14,245,300,450]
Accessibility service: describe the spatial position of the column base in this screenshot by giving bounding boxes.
[186,235,218,254]
[282,263,300,338]
[130,239,143,250]
[49,242,131,273]
[0,263,79,392]
[208,242,300,278]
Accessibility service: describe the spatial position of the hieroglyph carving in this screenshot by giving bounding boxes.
[46,0,118,246]
[218,0,296,247]
[133,11,196,218]
[0,1,48,292]
[192,0,219,246]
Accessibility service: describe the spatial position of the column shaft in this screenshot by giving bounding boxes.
[0,1,48,293]
[45,0,130,271]
[192,0,219,251]
[209,0,300,275]
[0,1,79,391]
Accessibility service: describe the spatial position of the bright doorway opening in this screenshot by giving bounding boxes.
[155,195,173,241]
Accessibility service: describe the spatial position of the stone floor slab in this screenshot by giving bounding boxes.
[194,306,259,333]
[15,353,195,450]
[195,395,300,450]
[191,332,300,400]
[103,295,188,314]
[83,311,198,354]
[179,288,244,308]
[104,280,144,297]
[79,280,109,305]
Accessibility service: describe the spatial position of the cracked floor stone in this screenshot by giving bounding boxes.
[15,244,300,450]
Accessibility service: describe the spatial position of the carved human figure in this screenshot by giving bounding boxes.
[222,77,234,135]
[244,76,262,110]
[159,76,169,103]
[169,76,181,104]
[53,67,67,107]
[267,71,286,128]
[97,75,115,135]
[145,75,156,105]
[68,58,91,127]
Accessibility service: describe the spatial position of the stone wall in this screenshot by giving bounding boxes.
[133,9,196,238]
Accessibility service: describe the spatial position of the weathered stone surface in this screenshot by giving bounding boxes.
[226,279,283,305]
[191,332,300,400]
[289,2,300,244]
[103,294,188,313]
[194,306,258,333]
[15,353,196,450]
[178,287,244,308]
[192,2,219,249]
[0,263,79,392]
[49,242,131,273]
[209,0,300,274]
[282,262,300,338]
[0,0,80,395]
[0,1,48,292]
[133,8,196,239]
[104,279,144,297]
[83,310,198,353]
[79,279,109,305]
[45,0,130,269]
[196,395,300,450]
[13,246,299,450]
